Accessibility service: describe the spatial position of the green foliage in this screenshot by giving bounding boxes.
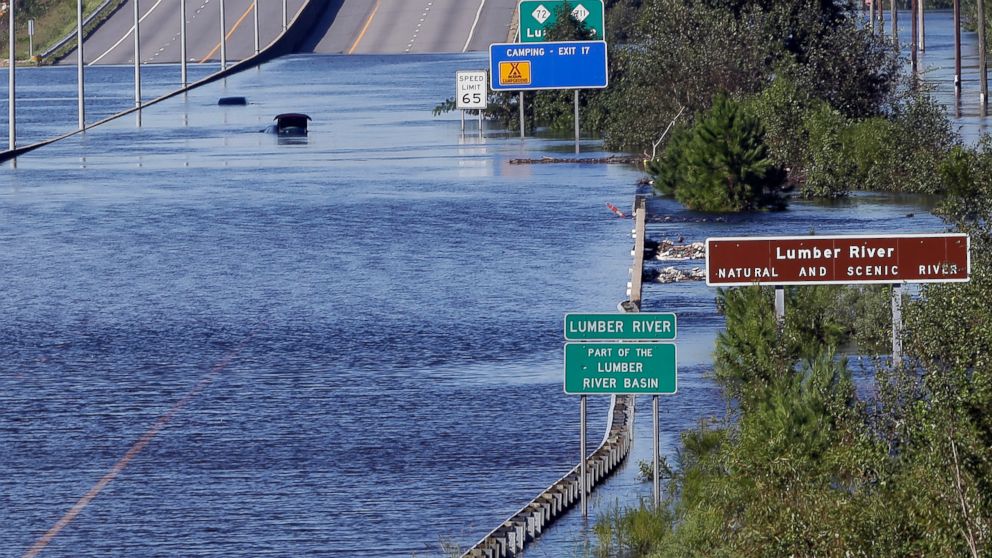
[649,96,787,212]
[595,501,671,557]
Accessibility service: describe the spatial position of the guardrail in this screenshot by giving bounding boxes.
[38,0,127,62]
[461,198,647,557]
[0,0,333,163]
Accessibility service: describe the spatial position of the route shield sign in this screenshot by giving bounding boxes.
[564,343,677,395]
[489,41,608,91]
[455,70,488,110]
[706,234,971,286]
[519,0,606,42]
[564,313,677,341]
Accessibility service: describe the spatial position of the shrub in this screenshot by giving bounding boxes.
[649,96,787,212]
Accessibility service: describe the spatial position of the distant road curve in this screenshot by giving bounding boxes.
[60,0,516,66]
[60,0,307,65]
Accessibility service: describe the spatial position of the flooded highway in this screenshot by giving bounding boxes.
[0,11,985,555]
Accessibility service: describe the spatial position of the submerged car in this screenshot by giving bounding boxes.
[264,113,312,136]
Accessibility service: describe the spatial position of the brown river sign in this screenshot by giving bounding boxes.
[706,234,970,286]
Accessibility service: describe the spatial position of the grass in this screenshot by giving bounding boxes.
[1,0,123,64]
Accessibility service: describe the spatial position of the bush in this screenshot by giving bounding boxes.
[649,96,787,212]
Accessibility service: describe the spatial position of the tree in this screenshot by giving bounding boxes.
[649,96,787,212]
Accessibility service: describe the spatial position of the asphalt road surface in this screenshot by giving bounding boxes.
[61,0,308,65]
[62,0,516,63]
[304,0,517,54]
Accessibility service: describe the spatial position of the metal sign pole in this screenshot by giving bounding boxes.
[891,0,898,42]
[28,20,33,58]
[911,0,918,74]
[253,0,259,55]
[8,0,15,151]
[519,92,525,138]
[282,0,288,30]
[133,0,141,109]
[892,284,903,367]
[574,90,580,154]
[77,1,85,130]
[774,286,785,325]
[219,0,227,70]
[653,395,660,508]
[460,110,465,132]
[478,109,483,135]
[580,395,587,518]
[180,0,188,87]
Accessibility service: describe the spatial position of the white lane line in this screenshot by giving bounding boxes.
[463,0,486,52]
[89,0,168,65]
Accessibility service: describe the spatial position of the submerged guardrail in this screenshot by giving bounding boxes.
[461,198,647,557]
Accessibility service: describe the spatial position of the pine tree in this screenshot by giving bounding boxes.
[651,95,787,212]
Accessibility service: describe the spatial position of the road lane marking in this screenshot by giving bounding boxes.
[20,339,253,558]
[199,2,255,63]
[88,0,168,65]
[347,0,380,54]
[463,0,487,52]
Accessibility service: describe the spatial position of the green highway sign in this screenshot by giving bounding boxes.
[564,343,677,395]
[518,0,606,42]
[564,313,677,341]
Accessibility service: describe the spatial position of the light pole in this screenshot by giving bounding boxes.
[8,0,15,151]
[180,0,187,87]
[219,0,227,69]
[77,0,85,129]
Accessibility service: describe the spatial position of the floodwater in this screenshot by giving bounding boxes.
[0,10,979,558]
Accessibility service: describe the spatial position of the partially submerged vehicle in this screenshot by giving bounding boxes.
[263,113,312,136]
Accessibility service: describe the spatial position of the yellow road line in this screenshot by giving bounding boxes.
[21,340,252,558]
[348,0,381,55]
[199,3,256,63]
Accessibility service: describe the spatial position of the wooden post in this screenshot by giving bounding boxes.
[629,198,646,310]
[980,0,988,114]
[891,0,898,43]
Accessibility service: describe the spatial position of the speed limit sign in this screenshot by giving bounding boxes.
[456,70,488,110]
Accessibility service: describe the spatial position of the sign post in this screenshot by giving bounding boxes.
[518,0,606,41]
[564,312,677,513]
[27,19,34,58]
[456,70,488,133]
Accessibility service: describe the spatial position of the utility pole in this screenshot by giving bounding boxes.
[980,0,988,115]
[912,0,918,75]
[891,0,898,43]
[77,0,85,129]
[918,0,925,51]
